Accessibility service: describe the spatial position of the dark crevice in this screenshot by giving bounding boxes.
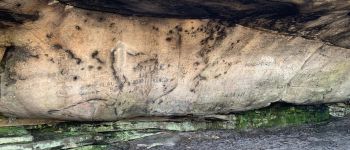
[0,9,39,24]
[58,0,299,20]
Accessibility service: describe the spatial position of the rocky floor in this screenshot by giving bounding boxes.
[0,103,348,149]
[146,118,350,150]
[63,116,350,150]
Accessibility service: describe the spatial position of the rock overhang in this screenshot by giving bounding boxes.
[0,0,349,121]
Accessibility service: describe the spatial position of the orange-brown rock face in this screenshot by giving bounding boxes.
[0,0,349,120]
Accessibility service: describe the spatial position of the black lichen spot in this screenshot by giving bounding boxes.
[84,19,88,23]
[47,110,60,115]
[91,50,99,58]
[88,65,94,70]
[91,50,104,64]
[175,25,183,32]
[97,66,102,70]
[98,17,105,22]
[75,25,81,30]
[64,49,82,64]
[214,74,222,78]
[168,30,173,34]
[15,3,22,8]
[46,33,53,39]
[165,37,172,41]
[81,68,85,70]
[53,44,82,64]
[49,58,55,63]
[30,54,39,59]
[190,89,195,93]
[109,23,115,27]
[127,52,145,56]
[60,69,65,75]
[73,76,79,81]
[52,44,63,49]
[152,26,159,31]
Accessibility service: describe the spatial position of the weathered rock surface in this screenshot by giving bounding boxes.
[0,0,349,120]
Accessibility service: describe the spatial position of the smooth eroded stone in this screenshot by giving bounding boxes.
[0,0,349,120]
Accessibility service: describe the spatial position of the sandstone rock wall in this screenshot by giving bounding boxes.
[0,0,349,120]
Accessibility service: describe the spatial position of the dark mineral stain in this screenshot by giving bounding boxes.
[111,48,126,91]
[168,30,173,34]
[165,37,172,41]
[52,44,63,49]
[97,66,102,70]
[0,46,36,86]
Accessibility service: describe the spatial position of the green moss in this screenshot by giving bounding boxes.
[0,126,29,137]
[106,130,160,142]
[71,145,108,150]
[235,103,330,129]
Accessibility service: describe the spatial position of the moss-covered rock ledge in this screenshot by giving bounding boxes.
[0,103,346,149]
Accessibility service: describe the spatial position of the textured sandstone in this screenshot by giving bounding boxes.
[0,0,349,120]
